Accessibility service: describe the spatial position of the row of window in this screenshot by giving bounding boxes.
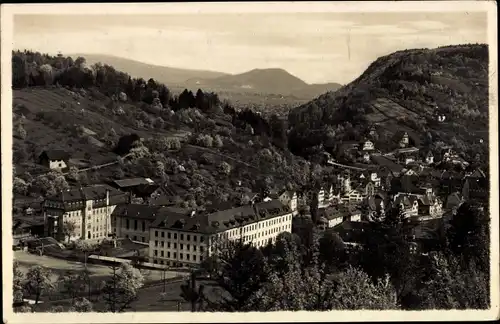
[124,219,147,232]
[153,250,204,262]
[153,241,205,252]
[154,231,205,242]
[151,259,196,267]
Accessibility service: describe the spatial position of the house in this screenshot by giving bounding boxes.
[276,190,299,215]
[393,130,421,149]
[148,199,293,267]
[394,195,419,218]
[462,176,488,202]
[363,152,371,162]
[332,221,372,250]
[38,150,70,170]
[317,206,344,229]
[362,140,375,151]
[109,178,159,201]
[425,151,434,165]
[417,196,443,219]
[42,185,129,242]
[13,219,35,246]
[340,188,364,204]
[444,192,464,212]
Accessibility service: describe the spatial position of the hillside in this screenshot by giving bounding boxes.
[288,44,489,163]
[69,54,229,85]
[12,84,309,209]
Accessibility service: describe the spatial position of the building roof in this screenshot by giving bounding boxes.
[40,150,70,161]
[371,155,404,174]
[112,178,155,188]
[151,199,292,234]
[112,204,162,220]
[44,184,129,210]
[396,147,420,155]
[470,168,486,179]
[444,192,463,210]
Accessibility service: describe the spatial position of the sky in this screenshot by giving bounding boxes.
[13,12,488,84]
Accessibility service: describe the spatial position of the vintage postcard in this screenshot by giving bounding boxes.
[1,1,498,323]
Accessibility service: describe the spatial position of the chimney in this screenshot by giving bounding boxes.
[106,189,110,206]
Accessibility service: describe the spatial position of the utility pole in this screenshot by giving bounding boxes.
[190,271,196,313]
[163,268,166,293]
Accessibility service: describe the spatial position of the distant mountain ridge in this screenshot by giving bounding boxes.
[69,53,229,85]
[70,53,342,99]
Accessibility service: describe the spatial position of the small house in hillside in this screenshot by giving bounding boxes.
[425,151,434,165]
[38,150,70,170]
[393,130,421,149]
[362,140,375,151]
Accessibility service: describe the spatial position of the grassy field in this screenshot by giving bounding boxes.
[15,251,187,283]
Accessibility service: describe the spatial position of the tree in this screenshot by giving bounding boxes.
[13,261,25,304]
[15,123,27,140]
[60,271,86,302]
[62,220,77,243]
[203,241,268,311]
[67,166,80,182]
[13,177,29,196]
[69,297,93,312]
[180,272,205,312]
[328,266,399,310]
[24,266,55,307]
[101,263,144,312]
[416,252,489,309]
[318,231,346,272]
[75,240,98,267]
[447,202,489,272]
[219,161,232,175]
[213,135,224,148]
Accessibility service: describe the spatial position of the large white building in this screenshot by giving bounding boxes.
[148,200,293,267]
[42,185,129,242]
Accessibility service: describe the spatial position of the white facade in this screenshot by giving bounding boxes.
[362,140,375,151]
[43,188,122,243]
[49,159,67,170]
[148,212,294,267]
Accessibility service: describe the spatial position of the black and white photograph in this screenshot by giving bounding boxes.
[1,1,498,322]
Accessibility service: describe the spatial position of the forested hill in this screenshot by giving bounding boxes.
[288,44,489,162]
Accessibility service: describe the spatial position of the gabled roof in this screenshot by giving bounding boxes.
[470,168,486,179]
[40,150,70,161]
[112,178,155,188]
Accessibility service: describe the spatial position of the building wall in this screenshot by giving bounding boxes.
[327,217,343,228]
[112,216,152,243]
[148,212,293,267]
[44,199,116,243]
[49,159,67,170]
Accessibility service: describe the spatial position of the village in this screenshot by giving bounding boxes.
[13,124,488,276]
